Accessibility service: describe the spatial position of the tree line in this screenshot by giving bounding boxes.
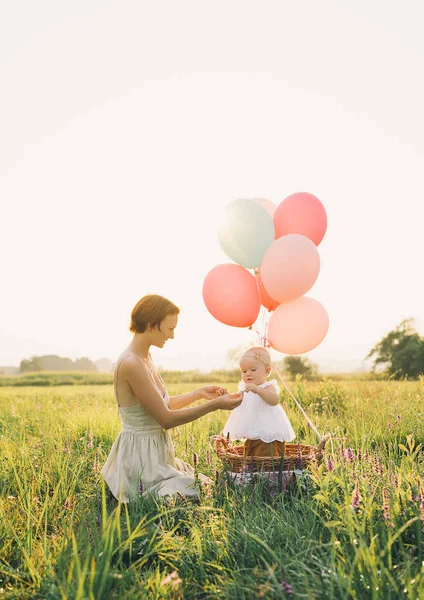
[19,355,98,373]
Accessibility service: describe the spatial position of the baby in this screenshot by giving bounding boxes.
[222,345,296,457]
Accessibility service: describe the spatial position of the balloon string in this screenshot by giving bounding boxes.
[251,307,322,439]
[272,362,322,440]
[252,270,269,348]
[251,322,268,348]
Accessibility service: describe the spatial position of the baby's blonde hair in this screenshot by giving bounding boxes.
[240,345,271,367]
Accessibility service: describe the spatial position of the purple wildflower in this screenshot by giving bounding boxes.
[373,453,383,475]
[64,498,71,509]
[346,448,355,462]
[193,452,198,468]
[357,449,362,461]
[419,490,424,522]
[87,431,94,449]
[382,490,394,527]
[280,579,293,595]
[205,450,210,465]
[351,484,361,509]
[139,479,144,494]
[326,457,335,472]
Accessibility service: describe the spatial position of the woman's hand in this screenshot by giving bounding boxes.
[215,392,243,410]
[196,385,229,401]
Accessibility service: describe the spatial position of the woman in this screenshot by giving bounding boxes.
[101,294,242,502]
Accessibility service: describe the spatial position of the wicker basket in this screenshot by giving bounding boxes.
[214,435,328,473]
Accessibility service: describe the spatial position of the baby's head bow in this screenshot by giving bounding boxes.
[241,345,271,367]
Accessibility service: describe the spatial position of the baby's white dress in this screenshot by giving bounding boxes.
[222,379,296,442]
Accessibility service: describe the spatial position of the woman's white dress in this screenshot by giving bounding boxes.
[101,355,207,502]
[222,379,296,443]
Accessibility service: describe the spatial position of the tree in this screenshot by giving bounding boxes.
[74,357,98,372]
[366,318,424,379]
[20,357,43,373]
[281,355,317,379]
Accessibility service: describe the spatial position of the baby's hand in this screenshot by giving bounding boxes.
[244,384,259,393]
[217,387,229,396]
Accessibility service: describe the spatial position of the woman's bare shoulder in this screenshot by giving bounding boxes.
[118,354,149,377]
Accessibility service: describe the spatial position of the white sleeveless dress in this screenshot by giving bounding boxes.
[222,379,296,443]
[101,354,208,502]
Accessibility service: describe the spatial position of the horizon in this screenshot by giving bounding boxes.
[1,1,423,373]
[0,336,396,374]
[0,356,372,375]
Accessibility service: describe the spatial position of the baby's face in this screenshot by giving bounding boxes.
[239,357,268,386]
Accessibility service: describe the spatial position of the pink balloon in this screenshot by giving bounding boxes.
[202,264,261,328]
[274,192,327,246]
[253,198,277,217]
[255,268,279,312]
[267,297,329,354]
[261,234,320,303]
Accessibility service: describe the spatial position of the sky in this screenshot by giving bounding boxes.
[1,0,423,372]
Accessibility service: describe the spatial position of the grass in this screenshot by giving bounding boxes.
[0,378,423,599]
[0,369,390,388]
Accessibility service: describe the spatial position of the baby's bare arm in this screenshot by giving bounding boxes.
[255,386,280,406]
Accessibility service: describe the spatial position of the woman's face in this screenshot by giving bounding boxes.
[239,356,268,386]
[150,313,178,348]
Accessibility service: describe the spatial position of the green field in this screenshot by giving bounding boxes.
[0,379,423,599]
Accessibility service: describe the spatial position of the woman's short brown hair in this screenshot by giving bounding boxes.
[129,294,180,333]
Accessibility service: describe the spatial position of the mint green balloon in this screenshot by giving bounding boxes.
[218,198,275,268]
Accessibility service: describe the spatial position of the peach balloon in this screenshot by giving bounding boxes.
[267,297,329,354]
[202,264,261,328]
[274,192,327,246]
[253,197,277,217]
[261,234,320,303]
[255,268,279,312]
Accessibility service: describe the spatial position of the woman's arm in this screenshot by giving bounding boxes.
[168,389,197,410]
[244,383,280,406]
[122,358,242,429]
[169,386,228,410]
